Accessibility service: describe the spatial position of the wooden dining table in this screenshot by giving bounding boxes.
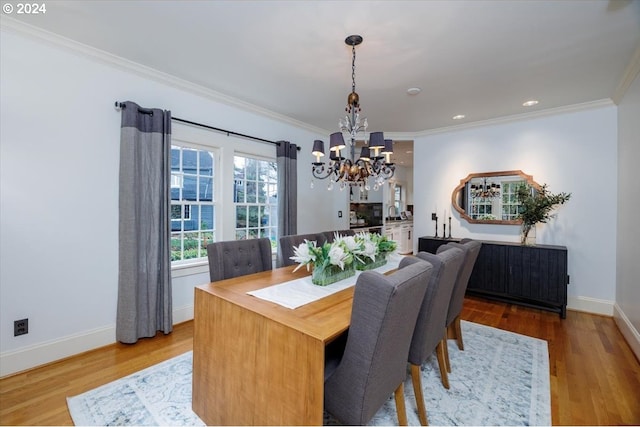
[192,265,355,426]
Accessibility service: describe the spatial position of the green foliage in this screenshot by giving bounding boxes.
[368,233,397,254]
[516,183,571,244]
[516,183,571,227]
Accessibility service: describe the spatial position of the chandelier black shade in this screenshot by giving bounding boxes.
[470,179,501,200]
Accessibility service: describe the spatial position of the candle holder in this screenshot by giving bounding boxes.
[442,223,446,239]
[434,216,439,238]
[448,217,452,239]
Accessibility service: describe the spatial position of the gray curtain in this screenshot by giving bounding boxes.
[277,141,298,239]
[117,101,172,344]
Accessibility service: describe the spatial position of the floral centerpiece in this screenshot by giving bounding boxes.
[353,232,397,271]
[289,232,398,285]
[290,234,357,286]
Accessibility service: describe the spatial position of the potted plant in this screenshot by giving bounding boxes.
[516,183,571,245]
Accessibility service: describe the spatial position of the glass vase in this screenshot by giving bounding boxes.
[521,223,536,245]
[311,263,355,286]
[355,254,388,271]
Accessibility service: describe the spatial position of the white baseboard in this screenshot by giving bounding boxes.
[613,304,640,362]
[0,304,195,378]
[0,325,116,378]
[567,295,614,316]
[173,304,194,324]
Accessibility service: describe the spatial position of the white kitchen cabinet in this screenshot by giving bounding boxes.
[385,222,413,254]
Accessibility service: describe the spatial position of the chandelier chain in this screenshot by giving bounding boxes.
[351,44,356,94]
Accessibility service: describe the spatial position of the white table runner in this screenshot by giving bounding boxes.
[247,254,405,309]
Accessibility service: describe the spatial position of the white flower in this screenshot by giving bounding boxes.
[328,244,349,270]
[362,241,378,261]
[290,240,317,272]
[340,235,360,252]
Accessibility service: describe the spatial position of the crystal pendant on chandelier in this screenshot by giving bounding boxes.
[310,34,395,191]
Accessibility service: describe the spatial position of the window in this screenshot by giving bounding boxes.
[170,145,217,263]
[394,185,402,213]
[233,155,277,248]
[501,181,524,220]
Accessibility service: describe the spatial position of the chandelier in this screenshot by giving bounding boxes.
[470,179,501,200]
[311,35,395,191]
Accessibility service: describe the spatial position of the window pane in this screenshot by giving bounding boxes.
[234,179,245,203]
[247,181,257,203]
[199,176,213,201]
[236,229,247,240]
[267,183,277,200]
[171,147,180,170]
[183,232,199,259]
[248,206,259,227]
[182,148,198,174]
[246,158,259,179]
[234,157,246,179]
[199,151,214,176]
[171,232,182,261]
[171,205,181,220]
[182,175,197,201]
[201,205,214,230]
[236,206,247,228]
[258,182,267,203]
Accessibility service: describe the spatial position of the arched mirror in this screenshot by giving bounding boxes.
[451,170,541,224]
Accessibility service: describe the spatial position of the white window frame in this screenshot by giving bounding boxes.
[233,152,278,252]
[170,142,219,268]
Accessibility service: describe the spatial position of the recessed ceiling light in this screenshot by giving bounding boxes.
[452,114,465,120]
[522,99,539,107]
[407,87,421,95]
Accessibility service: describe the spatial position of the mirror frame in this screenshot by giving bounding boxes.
[451,170,541,225]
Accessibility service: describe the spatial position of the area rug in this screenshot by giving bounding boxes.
[67,321,550,426]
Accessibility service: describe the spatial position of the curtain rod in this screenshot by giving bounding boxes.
[114,101,299,150]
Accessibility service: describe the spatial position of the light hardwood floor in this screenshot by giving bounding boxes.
[1,297,639,425]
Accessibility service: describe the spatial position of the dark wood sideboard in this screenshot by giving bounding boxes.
[418,237,568,318]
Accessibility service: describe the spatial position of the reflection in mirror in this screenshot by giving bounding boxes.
[451,170,540,224]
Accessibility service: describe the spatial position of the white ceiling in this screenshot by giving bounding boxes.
[4,0,640,164]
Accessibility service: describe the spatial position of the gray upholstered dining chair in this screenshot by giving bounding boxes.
[323,260,433,426]
[437,239,482,353]
[277,233,326,267]
[206,237,273,282]
[400,248,464,426]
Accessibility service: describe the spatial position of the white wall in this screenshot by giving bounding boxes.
[615,71,640,360]
[0,28,347,375]
[1,22,635,376]
[413,106,618,314]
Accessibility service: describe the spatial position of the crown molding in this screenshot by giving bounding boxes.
[0,16,329,137]
[0,15,624,141]
[411,99,615,138]
[612,43,640,104]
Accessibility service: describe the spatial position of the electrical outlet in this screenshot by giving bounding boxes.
[14,318,28,336]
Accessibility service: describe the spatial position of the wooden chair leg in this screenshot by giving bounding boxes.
[442,332,451,373]
[454,316,464,350]
[410,364,429,425]
[394,382,409,426]
[435,341,450,389]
